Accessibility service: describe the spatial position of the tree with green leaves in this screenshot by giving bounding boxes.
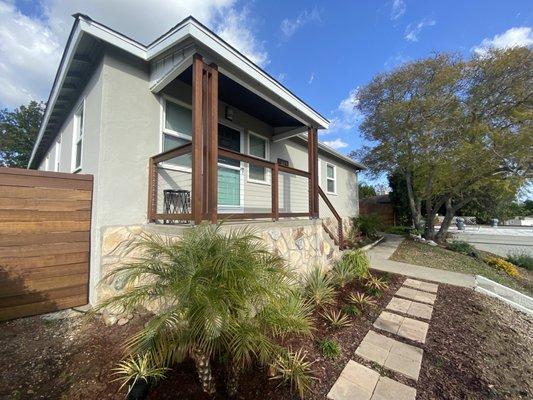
[0,101,45,168]
[352,48,532,242]
[358,182,376,199]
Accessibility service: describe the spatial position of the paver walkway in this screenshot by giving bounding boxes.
[327,278,440,400]
[367,234,475,288]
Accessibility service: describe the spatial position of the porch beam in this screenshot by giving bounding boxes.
[308,127,319,219]
[191,54,204,225]
[272,126,307,142]
[207,63,219,224]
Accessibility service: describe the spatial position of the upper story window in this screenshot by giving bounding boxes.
[72,102,84,172]
[248,132,268,183]
[162,97,192,170]
[326,163,336,194]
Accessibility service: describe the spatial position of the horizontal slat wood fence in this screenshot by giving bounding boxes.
[0,167,92,321]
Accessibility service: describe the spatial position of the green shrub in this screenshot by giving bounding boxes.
[385,226,410,235]
[97,223,313,396]
[352,214,383,238]
[341,304,361,316]
[303,265,336,307]
[507,252,533,271]
[447,240,477,256]
[342,250,370,278]
[317,339,341,359]
[270,349,316,399]
[331,259,356,288]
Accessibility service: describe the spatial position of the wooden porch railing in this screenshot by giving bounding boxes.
[148,145,312,223]
[318,186,345,250]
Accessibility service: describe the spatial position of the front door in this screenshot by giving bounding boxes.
[218,123,243,211]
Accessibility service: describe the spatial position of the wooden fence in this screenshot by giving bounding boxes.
[0,168,93,321]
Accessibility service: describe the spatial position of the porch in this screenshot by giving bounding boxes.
[146,54,345,247]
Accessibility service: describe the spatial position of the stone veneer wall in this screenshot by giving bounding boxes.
[97,220,342,324]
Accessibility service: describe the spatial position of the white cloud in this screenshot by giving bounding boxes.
[321,138,348,150]
[216,6,269,66]
[324,88,361,134]
[391,0,406,20]
[308,72,315,84]
[404,18,436,42]
[280,8,321,39]
[473,27,533,56]
[0,0,268,108]
[277,72,286,82]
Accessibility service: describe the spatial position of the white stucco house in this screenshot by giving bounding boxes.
[29,14,364,304]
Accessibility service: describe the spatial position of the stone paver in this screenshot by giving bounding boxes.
[387,296,434,320]
[403,278,439,293]
[373,311,429,343]
[355,330,423,380]
[396,286,437,304]
[372,376,417,400]
[327,360,416,400]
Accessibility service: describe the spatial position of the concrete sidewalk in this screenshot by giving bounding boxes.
[367,234,476,288]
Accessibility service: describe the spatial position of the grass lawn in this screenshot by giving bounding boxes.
[390,239,533,296]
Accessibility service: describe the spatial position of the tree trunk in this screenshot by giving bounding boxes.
[435,198,454,243]
[192,348,216,395]
[225,362,239,397]
[405,171,422,231]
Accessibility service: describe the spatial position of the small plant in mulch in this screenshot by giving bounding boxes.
[317,338,341,360]
[347,292,377,310]
[303,265,337,307]
[447,240,479,258]
[485,256,520,278]
[320,309,352,329]
[365,275,389,292]
[341,304,361,317]
[506,252,533,271]
[269,349,317,400]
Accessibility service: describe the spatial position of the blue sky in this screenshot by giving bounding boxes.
[1,0,532,186]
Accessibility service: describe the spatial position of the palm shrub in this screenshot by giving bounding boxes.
[303,265,336,307]
[97,223,313,397]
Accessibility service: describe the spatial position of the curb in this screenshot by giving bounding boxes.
[359,236,385,252]
[474,275,533,316]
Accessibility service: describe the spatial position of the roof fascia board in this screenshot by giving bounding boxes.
[28,22,84,167]
[79,18,147,59]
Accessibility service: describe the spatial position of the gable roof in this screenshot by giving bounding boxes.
[29,14,335,168]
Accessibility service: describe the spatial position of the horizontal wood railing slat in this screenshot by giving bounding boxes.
[152,143,193,164]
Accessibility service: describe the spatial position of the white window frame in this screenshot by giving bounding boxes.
[325,162,337,195]
[71,100,84,172]
[247,131,270,185]
[54,135,62,172]
[159,95,193,173]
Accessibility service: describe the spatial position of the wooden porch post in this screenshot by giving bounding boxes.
[308,127,319,219]
[192,54,204,225]
[207,64,218,224]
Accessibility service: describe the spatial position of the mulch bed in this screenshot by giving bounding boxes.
[417,284,533,399]
[1,274,532,400]
[148,272,403,399]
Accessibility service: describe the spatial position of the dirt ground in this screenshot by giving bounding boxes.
[1,274,531,400]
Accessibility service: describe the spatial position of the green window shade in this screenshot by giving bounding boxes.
[163,134,191,168]
[327,179,335,193]
[218,167,240,206]
[165,101,192,135]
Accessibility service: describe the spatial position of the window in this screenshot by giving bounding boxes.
[72,103,84,171]
[326,163,336,194]
[44,153,50,171]
[248,133,268,183]
[54,135,61,172]
[162,98,192,169]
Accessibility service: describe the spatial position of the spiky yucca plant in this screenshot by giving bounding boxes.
[270,349,316,399]
[97,223,313,396]
[365,275,389,291]
[348,292,377,310]
[320,309,352,328]
[303,265,336,307]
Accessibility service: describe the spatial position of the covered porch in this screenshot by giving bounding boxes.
[146,53,344,247]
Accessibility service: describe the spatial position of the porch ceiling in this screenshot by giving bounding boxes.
[177,66,303,128]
